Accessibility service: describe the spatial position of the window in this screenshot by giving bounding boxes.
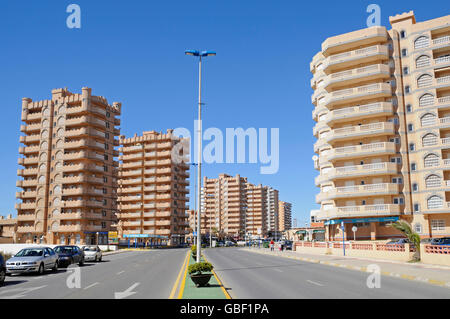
[424,153,440,167]
[422,134,438,147]
[403,67,409,75]
[419,93,434,107]
[417,74,433,88]
[406,104,412,113]
[414,203,420,212]
[427,196,443,209]
[392,177,403,184]
[414,223,422,234]
[421,113,436,126]
[411,163,416,171]
[412,183,418,192]
[414,36,429,49]
[425,174,441,188]
[409,143,415,151]
[391,157,401,164]
[416,55,431,68]
[405,86,410,94]
[390,137,400,144]
[402,49,407,56]
[408,123,413,132]
[431,219,445,231]
[400,30,406,38]
[393,197,404,204]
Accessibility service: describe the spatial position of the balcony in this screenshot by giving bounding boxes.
[17,225,36,233]
[324,122,395,143]
[119,169,142,177]
[321,27,388,56]
[16,179,37,187]
[17,213,36,221]
[16,191,37,199]
[324,64,391,91]
[316,83,392,107]
[432,35,450,47]
[315,162,398,185]
[119,203,142,210]
[15,202,36,210]
[323,142,396,162]
[315,204,402,220]
[120,212,142,219]
[434,55,450,66]
[322,45,389,74]
[316,183,400,202]
[56,224,83,232]
[118,186,141,194]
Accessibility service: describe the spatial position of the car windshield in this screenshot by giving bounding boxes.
[55,246,75,254]
[83,247,97,251]
[15,248,44,257]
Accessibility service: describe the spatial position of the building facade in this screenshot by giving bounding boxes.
[0,215,17,243]
[265,187,279,236]
[311,11,450,240]
[278,201,292,231]
[246,184,267,237]
[16,87,121,245]
[117,130,189,246]
[201,174,248,238]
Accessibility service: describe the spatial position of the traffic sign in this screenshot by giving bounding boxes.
[352,226,357,232]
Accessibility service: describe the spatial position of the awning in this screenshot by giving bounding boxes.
[123,234,168,239]
[324,216,399,226]
[313,229,325,233]
[295,230,307,234]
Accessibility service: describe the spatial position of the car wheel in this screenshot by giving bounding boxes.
[52,261,58,272]
[0,269,5,286]
[37,263,44,276]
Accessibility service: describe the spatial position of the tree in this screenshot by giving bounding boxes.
[391,220,421,260]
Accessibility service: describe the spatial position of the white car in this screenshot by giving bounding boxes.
[82,246,102,262]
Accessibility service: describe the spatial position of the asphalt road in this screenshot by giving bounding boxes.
[0,249,187,299]
[204,247,450,299]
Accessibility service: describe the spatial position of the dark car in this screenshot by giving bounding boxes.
[431,237,450,245]
[0,253,5,286]
[54,245,85,267]
[284,240,293,250]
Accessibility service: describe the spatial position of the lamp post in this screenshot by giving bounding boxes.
[185,49,216,263]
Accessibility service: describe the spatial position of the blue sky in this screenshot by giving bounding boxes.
[0,0,445,225]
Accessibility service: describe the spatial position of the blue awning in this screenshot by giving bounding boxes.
[324,216,399,226]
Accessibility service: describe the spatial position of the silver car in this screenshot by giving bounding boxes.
[6,247,58,275]
[82,245,102,262]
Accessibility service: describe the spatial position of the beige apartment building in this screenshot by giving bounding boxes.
[117,130,189,246]
[0,215,17,243]
[16,87,121,245]
[246,184,267,237]
[278,201,292,231]
[311,11,450,240]
[266,187,279,236]
[202,174,248,238]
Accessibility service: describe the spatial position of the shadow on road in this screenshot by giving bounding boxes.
[2,280,27,287]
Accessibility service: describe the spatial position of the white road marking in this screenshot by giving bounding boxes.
[306,280,324,287]
[117,271,125,275]
[273,269,283,272]
[0,285,47,299]
[84,282,99,290]
[115,282,140,299]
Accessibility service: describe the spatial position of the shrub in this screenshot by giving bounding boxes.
[188,262,213,275]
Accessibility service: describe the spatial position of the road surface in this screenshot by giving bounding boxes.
[204,248,450,299]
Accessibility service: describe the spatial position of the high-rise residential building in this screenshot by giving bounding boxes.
[311,11,450,240]
[266,187,279,235]
[117,130,189,246]
[246,184,267,237]
[202,174,248,238]
[278,201,292,231]
[16,87,121,245]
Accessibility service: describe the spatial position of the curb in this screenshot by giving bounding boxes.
[244,248,450,289]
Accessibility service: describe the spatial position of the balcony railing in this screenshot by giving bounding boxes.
[315,204,401,220]
[322,142,396,162]
[317,183,400,201]
[433,36,450,46]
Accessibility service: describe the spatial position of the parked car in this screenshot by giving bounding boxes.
[430,237,450,245]
[386,238,409,245]
[82,245,103,262]
[54,245,85,267]
[284,240,293,250]
[216,241,225,247]
[0,253,5,286]
[6,247,58,275]
[225,241,236,247]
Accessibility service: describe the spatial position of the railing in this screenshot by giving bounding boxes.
[435,56,450,64]
[376,243,405,252]
[437,75,450,84]
[425,245,450,254]
[433,36,450,45]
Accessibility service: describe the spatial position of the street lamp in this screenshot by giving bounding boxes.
[185,49,216,263]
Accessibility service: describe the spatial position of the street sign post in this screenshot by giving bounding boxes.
[341,221,345,256]
[352,226,357,241]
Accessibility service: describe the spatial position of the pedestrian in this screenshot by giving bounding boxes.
[270,239,274,251]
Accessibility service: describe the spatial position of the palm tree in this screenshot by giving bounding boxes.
[391,220,421,260]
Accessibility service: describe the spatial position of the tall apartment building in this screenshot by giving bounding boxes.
[311,11,450,240]
[117,130,189,245]
[16,87,121,245]
[266,187,279,235]
[246,184,267,237]
[278,201,292,231]
[202,174,248,238]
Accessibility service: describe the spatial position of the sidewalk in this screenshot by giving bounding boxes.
[244,247,450,289]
